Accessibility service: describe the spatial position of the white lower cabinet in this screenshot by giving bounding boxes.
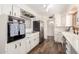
[19,39,26,54]
[5,40,21,54]
[65,39,77,54]
[25,32,39,53]
[65,39,71,54]
[30,38,35,50]
[5,32,39,54]
[25,39,31,53]
[5,39,26,54]
[34,36,39,46]
[54,27,65,43]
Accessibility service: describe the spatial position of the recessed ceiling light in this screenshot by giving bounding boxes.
[49,21,54,24]
[43,4,47,8]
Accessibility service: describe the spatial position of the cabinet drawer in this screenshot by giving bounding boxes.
[5,40,25,54]
[66,50,71,54]
[34,37,39,45]
[25,39,31,53]
[32,35,39,39]
[66,45,71,51]
[6,42,19,54]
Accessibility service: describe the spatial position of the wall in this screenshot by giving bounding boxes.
[0,15,9,53]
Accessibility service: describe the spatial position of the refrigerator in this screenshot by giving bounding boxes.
[33,21,44,43]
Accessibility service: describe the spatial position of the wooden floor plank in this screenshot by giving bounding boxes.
[29,36,66,54]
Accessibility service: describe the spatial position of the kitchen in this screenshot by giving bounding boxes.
[0,4,79,54]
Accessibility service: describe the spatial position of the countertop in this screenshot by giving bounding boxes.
[26,32,39,37]
[62,32,79,53]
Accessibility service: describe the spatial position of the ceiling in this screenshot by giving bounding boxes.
[27,4,71,17]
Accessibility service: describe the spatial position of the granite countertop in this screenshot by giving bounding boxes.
[62,32,79,53]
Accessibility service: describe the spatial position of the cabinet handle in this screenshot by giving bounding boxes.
[15,44,17,48]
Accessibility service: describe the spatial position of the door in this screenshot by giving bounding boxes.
[47,20,54,36]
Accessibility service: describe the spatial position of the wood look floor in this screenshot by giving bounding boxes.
[29,36,66,54]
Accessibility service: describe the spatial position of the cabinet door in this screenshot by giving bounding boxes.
[16,40,26,54]
[13,5,20,17]
[6,40,26,54]
[1,4,12,15]
[31,34,39,49]
[6,41,20,54]
[30,37,35,50]
[25,39,31,53]
[66,15,72,26]
[55,14,61,26]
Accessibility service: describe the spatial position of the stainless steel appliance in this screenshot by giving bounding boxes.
[7,16,25,43]
[33,20,44,43]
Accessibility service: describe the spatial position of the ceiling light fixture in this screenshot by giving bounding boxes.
[49,21,54,24]
[46,4,54,12]
[43,4,47,8]
[43,4,54,12]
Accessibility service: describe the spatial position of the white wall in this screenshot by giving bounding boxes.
[0,15,9,53]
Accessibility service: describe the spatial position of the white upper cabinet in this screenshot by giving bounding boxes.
[1,4,12,15]
[55,13,72,27]
[55,14,61,26]
[13,5,21,17]
[61,15,66,26]
[65,14,72,26]
[0,4,21,17]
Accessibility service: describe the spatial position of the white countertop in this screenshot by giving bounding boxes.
[26,32,39,37]
[62,32,79,53]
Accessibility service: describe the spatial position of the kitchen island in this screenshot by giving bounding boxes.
[62,32,79,54]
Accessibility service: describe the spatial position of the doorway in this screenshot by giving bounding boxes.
[47,20,54,40]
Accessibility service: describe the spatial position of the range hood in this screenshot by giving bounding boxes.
[20,9,35,18]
